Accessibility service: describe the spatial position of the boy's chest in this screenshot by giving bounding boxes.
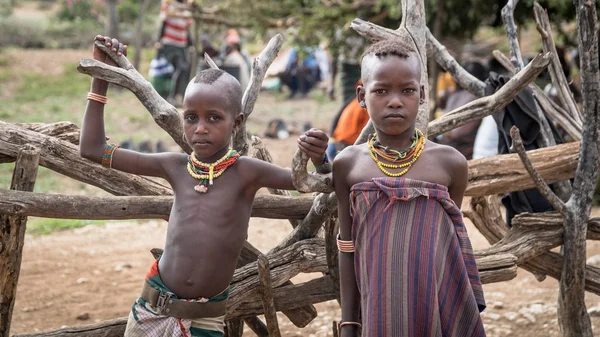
[169,164,252,208]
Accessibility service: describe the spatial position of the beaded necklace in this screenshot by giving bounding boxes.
[187,148,239,193]
[368,128,425,177]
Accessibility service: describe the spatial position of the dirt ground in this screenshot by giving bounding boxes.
[3,47,600,336]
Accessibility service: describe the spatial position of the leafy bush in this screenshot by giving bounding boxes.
[0,17,46,48]
[56,0,102,22]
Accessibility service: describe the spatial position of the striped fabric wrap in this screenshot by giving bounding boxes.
[124,260,228,337]
[350,177,486,337]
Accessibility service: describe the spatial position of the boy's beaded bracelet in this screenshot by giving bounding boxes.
[337,233,355,253]
[101,144,120,169]
[87,92,108,105]
[314,154,330,171]
[339,321,362,329]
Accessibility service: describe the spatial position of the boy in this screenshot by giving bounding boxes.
[80,36,329,336]
[333,39,486,337]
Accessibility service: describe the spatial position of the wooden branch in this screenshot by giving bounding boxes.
[532,87,582,140]
[257,255,282,337]
[464,197,600,296]
[527,251,600,296]
[428,53,551,137]
[426,29,486,97]
[533,2,582,125]
[269,192,337,253]
[225,319,244,337]
[0,121,171,196]
[492,49,582,140]
[325,218,340,302]
[291,149,333,193]
[501,0,525,71]
[509,126,566,214]
[204,53,219,69]
[475,215,563,264]
[349,18,400,43]
[243,317,268,337]
[78,41,191,153]
[233,239,318,328]
[0,145,39,337]
[476,254,518,284]
[0,122,89,164]
[0,189,314,220]
[233,34,283,155]
[503,0,557,148]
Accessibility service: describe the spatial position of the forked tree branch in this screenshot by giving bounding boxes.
[509,126,566,214]
[533,2,583,125]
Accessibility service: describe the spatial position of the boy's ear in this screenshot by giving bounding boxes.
[419,85,425,104]
[356,85,366,105]
[233,113,245,133]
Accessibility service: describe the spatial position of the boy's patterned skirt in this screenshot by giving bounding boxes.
[124,260,229,337]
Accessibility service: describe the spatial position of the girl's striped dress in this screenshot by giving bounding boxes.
[350,178,486,337]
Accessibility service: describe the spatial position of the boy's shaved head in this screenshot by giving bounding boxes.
[360,39,420,83]
[187,69,243,114]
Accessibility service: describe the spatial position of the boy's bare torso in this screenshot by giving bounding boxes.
[157,154,258,299]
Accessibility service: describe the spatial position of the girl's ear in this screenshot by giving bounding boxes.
[356,85,366,106]
[233,113,245,133]
[419,85,425,104]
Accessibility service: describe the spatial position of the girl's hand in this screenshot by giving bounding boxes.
[93,35,127,67]
[297,128,329,166]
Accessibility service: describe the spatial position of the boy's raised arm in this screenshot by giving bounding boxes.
[79,36,175,179]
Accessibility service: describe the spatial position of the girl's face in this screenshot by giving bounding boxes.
[357,55,424,136]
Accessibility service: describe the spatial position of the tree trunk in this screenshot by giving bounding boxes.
[556,1,599,335]
[133,0,149,70]
[105,0,119,39]
[428,0,445,121]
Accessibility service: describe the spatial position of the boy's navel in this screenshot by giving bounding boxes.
[186,278,194,286]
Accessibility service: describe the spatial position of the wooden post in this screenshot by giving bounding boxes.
[0,145,40,337]
[556,0,599,335]
[257,255,282,337]
[332,321,339,337]
[224,319,243,337]
[325,218,340,302]
[243,317,268,337]
[191,2,201,79]
[133,0,150,71]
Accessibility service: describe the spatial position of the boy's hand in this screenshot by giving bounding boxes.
[93,35,127,67]
[297,128,329,166]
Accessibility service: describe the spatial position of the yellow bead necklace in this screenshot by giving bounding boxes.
[368,129,425,177]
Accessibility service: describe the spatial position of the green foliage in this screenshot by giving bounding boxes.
[0,16,47,48]
[207,0,587,57]
[0,0,15,17]
[27,218,108,235]
[56,0,102,22]
[0,66,90,121]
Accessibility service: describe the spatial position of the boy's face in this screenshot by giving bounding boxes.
[182,83,243,159]
[357,55,424,136]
